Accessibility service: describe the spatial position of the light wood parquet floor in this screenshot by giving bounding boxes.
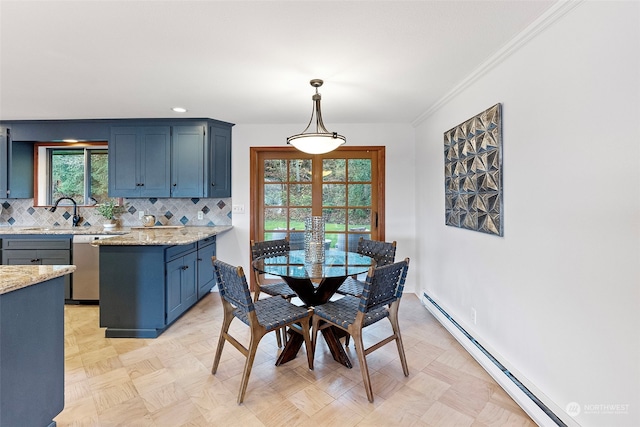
[54,293,536,426]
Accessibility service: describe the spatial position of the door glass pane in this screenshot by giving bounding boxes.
[264,159,287,182]
[348,183,371,206]
[323,159,345,181]
[348,208,371,229]
[290,183,312,206]
[289,207,311,230]
[322,183,345,206]
[289,159,312,182]
[264,183,287,206]
[348,159,371,181]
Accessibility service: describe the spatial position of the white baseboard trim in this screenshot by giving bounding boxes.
[421,292,572,427]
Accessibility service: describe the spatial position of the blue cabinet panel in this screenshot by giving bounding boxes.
[206,124,232,198]
[109,126,171,198]
[171,125,205,197]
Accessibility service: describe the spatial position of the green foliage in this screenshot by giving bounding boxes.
[96,199,126,220]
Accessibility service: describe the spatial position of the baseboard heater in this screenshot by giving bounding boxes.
[422,292,566,427]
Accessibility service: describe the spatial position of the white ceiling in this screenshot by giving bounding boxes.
[0,0,557,126]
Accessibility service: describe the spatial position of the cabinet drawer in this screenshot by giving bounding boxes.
[2,238,71,250]
[197,236,216,249]
[165,243,197,262]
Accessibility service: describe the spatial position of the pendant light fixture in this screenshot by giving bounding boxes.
[287,79,346,154]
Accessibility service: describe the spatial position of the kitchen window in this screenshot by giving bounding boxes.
[34,142,109,206]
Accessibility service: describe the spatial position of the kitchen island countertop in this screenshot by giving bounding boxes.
[90,225,232,246]
[0,265,76,295]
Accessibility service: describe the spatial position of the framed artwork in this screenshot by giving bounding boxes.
[444,103,503,236]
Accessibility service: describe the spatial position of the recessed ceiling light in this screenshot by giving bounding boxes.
[172,107,187,113]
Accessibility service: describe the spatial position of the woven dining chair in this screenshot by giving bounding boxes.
[336,238,397,298]
[250,238,298,347]
[312,258,410,403]
[211,257,314,404]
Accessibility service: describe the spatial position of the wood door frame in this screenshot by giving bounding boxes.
[249,146,386,289]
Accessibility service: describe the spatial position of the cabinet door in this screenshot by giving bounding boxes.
[206,125,232,198]
[165,251,198,324]
[39,249,71,265]
[7,140,34,199]
[139,127,171,197]
[166,257,185,324]
[2,249,39,265]
[0,127,7,197]
[197,241,216,299]
[181,251,198,308]
[171,125,204,197]
[109,127,140,197]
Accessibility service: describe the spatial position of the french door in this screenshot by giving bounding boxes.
[250,146,386,257]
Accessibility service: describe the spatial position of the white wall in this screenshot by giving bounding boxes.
[217,122,418,291]
[415,2,639,426]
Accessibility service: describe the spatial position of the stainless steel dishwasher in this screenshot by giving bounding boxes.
[72,235,113,302]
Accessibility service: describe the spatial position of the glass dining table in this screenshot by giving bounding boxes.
[252,249,373,368]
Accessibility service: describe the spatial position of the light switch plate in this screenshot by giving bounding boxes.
[138,211,144,219]
[197,211,204,220]
[232,205,245,214]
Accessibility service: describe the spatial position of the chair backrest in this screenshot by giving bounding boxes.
[357,238,397,267]
[212,257,255,315]
[359,258,409,313]
[250,238,290,261]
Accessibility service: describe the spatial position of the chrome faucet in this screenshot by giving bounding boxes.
[50,197,82,227]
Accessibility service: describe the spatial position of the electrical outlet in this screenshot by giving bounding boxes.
[138,210,144,219]
[471,307,477,325]
[232,204,245,214]
[197,211,204,220]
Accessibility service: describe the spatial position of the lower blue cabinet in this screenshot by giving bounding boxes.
[99,237,216,338]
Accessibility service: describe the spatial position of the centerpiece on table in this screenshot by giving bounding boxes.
[95,199,126,228]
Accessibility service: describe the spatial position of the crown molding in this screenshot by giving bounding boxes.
[411,0,584,127]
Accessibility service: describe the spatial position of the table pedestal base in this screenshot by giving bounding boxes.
[275,275,353,368]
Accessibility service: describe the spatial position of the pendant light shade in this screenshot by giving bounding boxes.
[287,79,346,154]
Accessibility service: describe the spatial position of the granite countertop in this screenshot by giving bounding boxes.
[90,225,233,246]
[0,226,130,235]
[0,265,76,295]
[0,225,233,246]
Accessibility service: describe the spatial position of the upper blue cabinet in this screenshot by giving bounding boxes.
[0,118,233,200]
[109,126,172,198]
[207,124,231,198]
[0,125,34,199]
[109,121,232,198]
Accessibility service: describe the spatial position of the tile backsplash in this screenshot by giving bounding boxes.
[0,198,232,228]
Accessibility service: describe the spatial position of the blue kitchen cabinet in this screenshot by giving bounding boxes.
[206,123,232,198]
[171,125,205,197]
[0,126,7,197]
[196,236,217,299]
[99,237,216,338]
[109,126,171,197]
[0,274,65,427]
[166,249,198,324]
[1,236,72,299]
[0,126,34,199]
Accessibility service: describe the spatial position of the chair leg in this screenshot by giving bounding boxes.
[345,333,351,346]
[299,316,314,370]
[275,327,283,347]
[352,328,375,403]
[311,315,321,360]
[237,330,265,404]
[388,302,409,376]
[212,302,235,374]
